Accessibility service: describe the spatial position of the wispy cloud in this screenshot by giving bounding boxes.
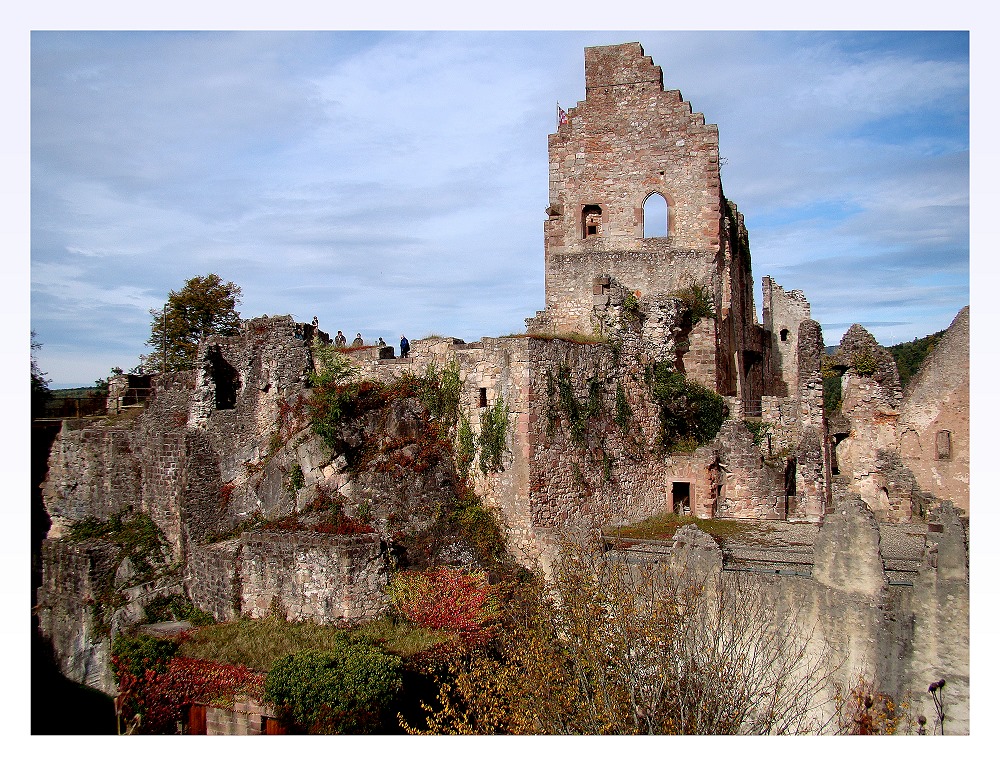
[31,31,968,387]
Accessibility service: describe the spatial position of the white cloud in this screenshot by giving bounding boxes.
[30,31,969,387]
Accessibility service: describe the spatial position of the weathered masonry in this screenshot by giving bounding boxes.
[35,41,968,733]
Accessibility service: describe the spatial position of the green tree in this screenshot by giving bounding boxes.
[31,331,52,418]
[142,274,242,372]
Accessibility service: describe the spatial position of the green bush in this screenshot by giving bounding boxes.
[648,363,726,451]
[851,348,879,377]
[823,375,843,415]
[111,632,179,682]
[263,638,403,733]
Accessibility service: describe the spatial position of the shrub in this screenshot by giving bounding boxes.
[388,567,498,641]
[143,594,215,626]
[648,363,726,450]
[114,650,265,734]
[851,348,879,377]
[112,632,179,682]
[673,283,716,325]
[264,639,402,734]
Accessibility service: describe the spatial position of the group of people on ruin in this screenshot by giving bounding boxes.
[320,322,409,359]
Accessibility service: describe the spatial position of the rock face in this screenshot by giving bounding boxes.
[36,316,473,688]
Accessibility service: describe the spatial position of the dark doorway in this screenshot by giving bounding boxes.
[206,346,240,410]
[672,481,691,515]
[784,457,797,517]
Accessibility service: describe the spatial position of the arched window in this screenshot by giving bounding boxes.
[642,193,668,238]
[780,329,789,342]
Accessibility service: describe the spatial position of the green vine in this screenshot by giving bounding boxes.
[456,413,476,481]
[743,420,773,449]
[614,382,633,434]
[552,364,603,447]
[477,395,510,474]
[647,362,726,452]
[288,463,305,493]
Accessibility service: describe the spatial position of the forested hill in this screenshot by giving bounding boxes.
[888,330,947,389]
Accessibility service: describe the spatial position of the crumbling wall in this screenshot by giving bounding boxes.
[896,307,969,513]
[662,491,968,733]
[791,320,830,520]
[762,278,812,397]
[238,532,388,624]
[834,325,905,519]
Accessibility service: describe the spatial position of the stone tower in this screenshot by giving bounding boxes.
[528,42,760,409]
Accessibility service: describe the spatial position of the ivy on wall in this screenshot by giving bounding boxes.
[478,395,510,474]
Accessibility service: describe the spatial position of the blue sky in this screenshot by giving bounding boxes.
[29,30,970,387]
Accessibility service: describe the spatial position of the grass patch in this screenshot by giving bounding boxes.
[178,615,451,672]
[603,513,773,546]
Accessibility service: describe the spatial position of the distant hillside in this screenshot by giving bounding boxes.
[51,387,100,400]
[821,326,947,414]
[888,330,947,389]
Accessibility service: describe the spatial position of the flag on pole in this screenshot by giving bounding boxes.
[557,103,568,126]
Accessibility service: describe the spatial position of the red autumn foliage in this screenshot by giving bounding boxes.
[115,655,266,734]
[391,568,497,645]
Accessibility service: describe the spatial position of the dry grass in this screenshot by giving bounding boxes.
[505,331,607,345]
[177,615,451,672]
[603,513,773,546]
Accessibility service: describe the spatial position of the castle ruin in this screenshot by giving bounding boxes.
[35,43,969,733]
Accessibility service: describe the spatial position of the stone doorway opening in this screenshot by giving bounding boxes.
[672,481,691,515]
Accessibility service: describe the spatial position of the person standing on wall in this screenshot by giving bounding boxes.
[399,335,410,359]
[352,333,364,347]
[335,331,346,347]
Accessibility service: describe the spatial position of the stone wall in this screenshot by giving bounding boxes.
[186,539,242,622]
[896,307,969,513]
[238,532,388,624]
[666,491,969,734]
[200,697,279,735]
